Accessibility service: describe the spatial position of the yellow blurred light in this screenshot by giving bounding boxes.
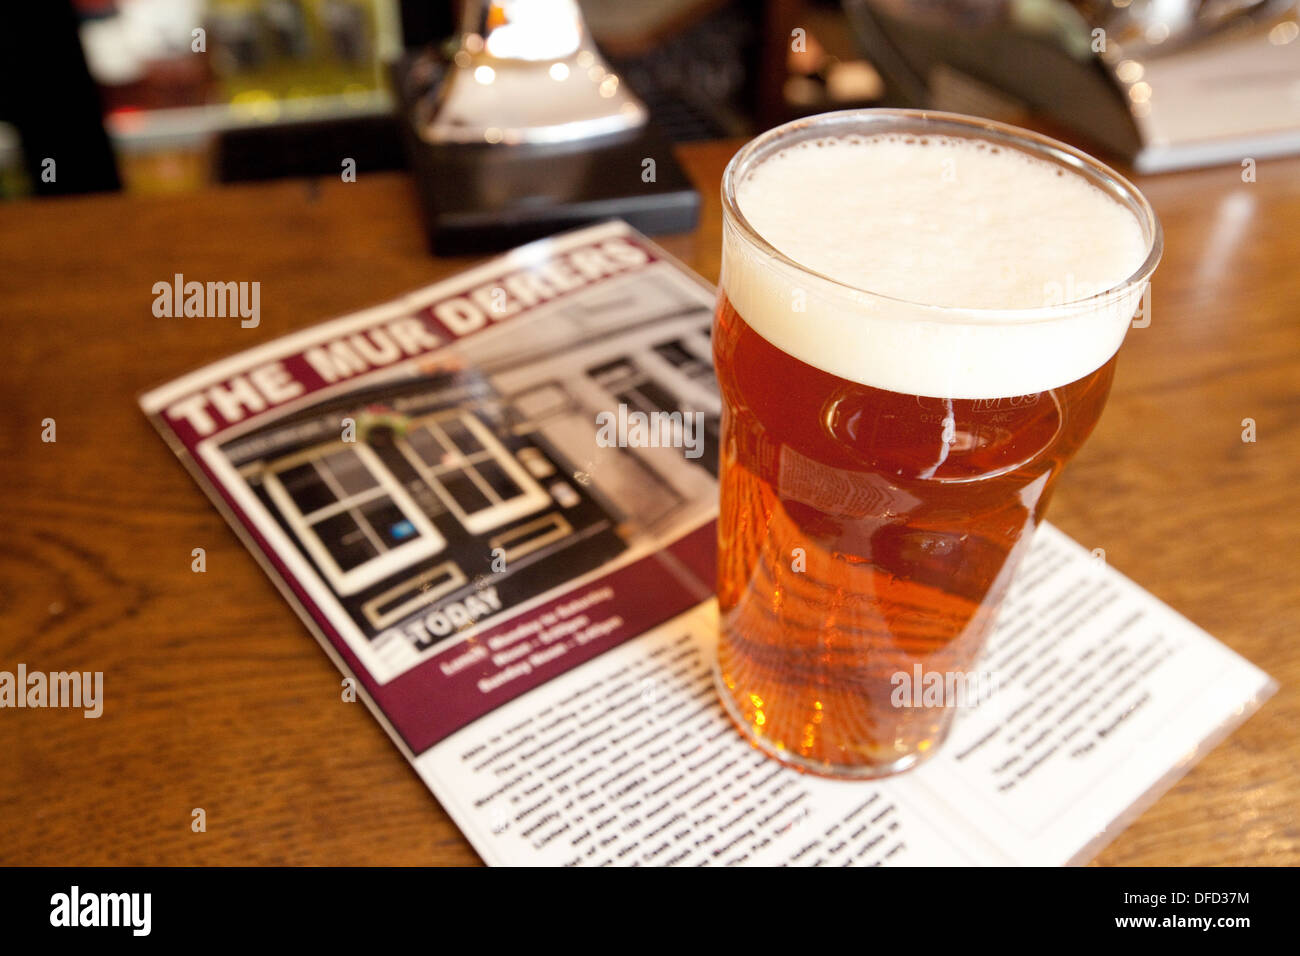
[342,83,371,105]
[230,90,279,123]
[475,65,496,85]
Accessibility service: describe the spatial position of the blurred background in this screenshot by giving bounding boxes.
[1,0,1296,202]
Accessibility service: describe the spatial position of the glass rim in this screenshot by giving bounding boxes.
[720,108,1164,323]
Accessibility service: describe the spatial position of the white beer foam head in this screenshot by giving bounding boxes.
[724,131,1156,399]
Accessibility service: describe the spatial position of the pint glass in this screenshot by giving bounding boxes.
[713,110,1162,778]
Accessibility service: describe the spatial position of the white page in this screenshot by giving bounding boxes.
[418,523,1274,866]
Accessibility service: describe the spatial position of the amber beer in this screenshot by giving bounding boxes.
[712,111,1161,778]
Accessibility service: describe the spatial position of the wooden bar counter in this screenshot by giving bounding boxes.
[0,140,1296,865]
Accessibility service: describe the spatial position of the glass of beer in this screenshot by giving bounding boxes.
[713,110,1162,778]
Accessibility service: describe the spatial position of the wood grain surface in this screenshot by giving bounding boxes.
[0,140,1295,866]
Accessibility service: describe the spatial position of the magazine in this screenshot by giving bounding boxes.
[140,221,1274,866]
